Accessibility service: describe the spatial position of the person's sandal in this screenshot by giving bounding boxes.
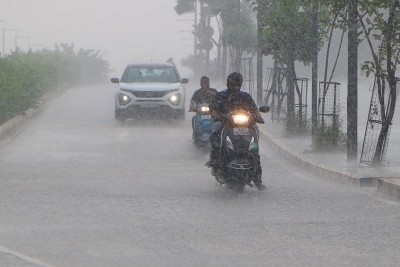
[205,160,217,168]
[254,183,267,190]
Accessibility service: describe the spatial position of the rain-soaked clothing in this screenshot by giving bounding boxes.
[209,88,263,185]
[209,88,258,115]
[191,87,218,105]
[190,87,218,130]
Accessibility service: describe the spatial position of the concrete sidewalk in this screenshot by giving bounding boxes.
[258,121,400,200]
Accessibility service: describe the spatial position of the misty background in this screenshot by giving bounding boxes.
[1,0,195,77]
[1,1,375,83]
[0,0,385,127]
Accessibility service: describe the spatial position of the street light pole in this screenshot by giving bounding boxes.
[15,36,32,51]
[3,28,22,56]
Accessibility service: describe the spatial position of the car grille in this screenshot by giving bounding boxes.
[136,100,163,102]
[121,89,178,98]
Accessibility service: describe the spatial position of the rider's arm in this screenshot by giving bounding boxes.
[189,90,199,112]
[205,89,217,97]
[246,93,265,123]
[211,109,223,121]
[189,100,196,112]
[253,110,265,123]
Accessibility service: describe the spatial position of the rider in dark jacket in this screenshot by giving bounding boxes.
[189,76,218,130]
[189,76,218,112]
[206,72,266,190]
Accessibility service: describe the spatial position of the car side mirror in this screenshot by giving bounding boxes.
[181,78,189,84]
[259,106,270,113]
[111,78,120,83]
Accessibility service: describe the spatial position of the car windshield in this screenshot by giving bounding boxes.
[121,66,179,83]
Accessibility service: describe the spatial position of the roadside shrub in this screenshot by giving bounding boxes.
[0,44,110,125]
[283,114,310,137]
[312,123,347,152]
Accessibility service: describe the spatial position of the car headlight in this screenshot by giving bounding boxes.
[232,114,249,125]
[118,93,131,106]
[168,94,181,106]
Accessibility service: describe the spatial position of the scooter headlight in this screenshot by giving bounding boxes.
[232,114,249,125]
[226,136,234,150]
[201,106,210,112]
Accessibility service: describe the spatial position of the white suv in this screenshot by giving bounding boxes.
[111,63,188,121]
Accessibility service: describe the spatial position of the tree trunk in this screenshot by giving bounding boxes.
[286,48,295,134]
[311,3,319,137]
[372,1,399,165]
[347,0,358,161]
[256,0,267,106]
[265,59,278,106]
[221,41,227,84]
[233,0,241,72]
[234,47,241,72]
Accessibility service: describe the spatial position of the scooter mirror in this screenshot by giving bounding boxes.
[259,106,270,113]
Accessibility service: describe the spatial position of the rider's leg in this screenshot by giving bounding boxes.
[206,121,222,167]
[251,125,266,190]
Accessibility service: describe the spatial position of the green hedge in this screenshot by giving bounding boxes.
[0,43,109,125]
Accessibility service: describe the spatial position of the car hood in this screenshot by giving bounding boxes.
[119,82,181,91]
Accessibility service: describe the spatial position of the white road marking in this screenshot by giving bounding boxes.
[0,245,57,267]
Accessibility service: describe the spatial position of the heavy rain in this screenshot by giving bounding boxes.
[1,0,400,266]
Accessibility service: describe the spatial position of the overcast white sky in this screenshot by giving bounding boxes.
[1,0,196,76]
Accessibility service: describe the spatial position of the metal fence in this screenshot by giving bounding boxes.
[318,82,340,127]
[294,78,309,124]
[360,78,400,165]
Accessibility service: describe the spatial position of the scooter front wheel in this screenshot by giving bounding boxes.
[224,168,250,193]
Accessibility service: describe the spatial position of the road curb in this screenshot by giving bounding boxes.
[377,178,400,199]
[258,127,378,187]
[0,87,65,140]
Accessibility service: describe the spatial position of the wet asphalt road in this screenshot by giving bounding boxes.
[0,83,400,267]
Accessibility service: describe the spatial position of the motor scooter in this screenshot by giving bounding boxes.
[192,103,213,149]
[212,106,270,193]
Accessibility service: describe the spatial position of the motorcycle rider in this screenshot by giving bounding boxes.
[206,72,267,190]
[189,76,218,129]
[189,76,218,112]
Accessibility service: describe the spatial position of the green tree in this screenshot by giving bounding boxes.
[358,0,400,165]
[261,0,314,134]
[174,0,257,77]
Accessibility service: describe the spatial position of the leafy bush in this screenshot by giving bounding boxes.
[312,123,347,152]
[283,114,310,137]
[0,44,110,125]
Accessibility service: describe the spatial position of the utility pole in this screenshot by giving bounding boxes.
[347,0,358,160]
